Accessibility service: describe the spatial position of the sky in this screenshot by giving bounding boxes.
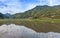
[0,0,60,14]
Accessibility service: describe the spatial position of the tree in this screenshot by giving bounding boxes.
[0,13,4,19]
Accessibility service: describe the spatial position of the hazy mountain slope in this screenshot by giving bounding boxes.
[13,5,60,19]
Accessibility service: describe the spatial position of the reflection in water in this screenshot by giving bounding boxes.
[0,24,60,38]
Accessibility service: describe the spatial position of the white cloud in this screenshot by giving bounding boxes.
[0,0,60,14]
[47,0,53,6]
[0,0,22,14]
[47,0,60,6]
[0,0,40,14]
[39,0,60,6]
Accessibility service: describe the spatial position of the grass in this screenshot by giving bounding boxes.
[0,19,60,32]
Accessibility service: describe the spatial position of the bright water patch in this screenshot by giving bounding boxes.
[0,24,60,38]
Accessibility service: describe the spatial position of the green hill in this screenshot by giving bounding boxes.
[12,5,60,19]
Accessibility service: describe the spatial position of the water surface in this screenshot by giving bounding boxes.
[0,24,60,38]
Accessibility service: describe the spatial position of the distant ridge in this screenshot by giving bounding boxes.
[3,5,60,19]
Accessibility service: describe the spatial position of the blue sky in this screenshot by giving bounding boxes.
[0,0,60,14]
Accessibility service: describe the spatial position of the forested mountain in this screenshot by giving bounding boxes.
[0,13,11,19]
[1,5,60,19]
[12,5,60,19]
[4,13,11,18]
[0,13,4,19]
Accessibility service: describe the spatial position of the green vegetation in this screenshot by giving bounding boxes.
[1,5,60,19]
[0,19,60,32]
[0,5,60,32]
[12,5,60,19]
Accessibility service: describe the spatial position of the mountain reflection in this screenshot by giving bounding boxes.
[0,24,60,38]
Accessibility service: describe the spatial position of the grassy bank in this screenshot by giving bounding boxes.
[0,19,60,32]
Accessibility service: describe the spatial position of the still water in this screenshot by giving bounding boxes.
[0,24,60,38]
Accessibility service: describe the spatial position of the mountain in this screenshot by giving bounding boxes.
[0,13,4,19]
[4,13,11,18]
[12,5,60,19]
